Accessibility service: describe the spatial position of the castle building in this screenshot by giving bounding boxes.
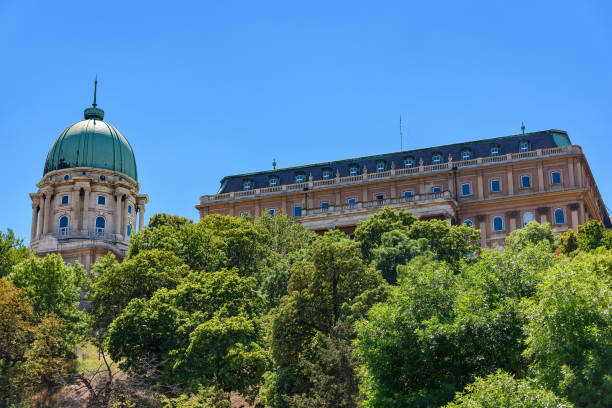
[29,82,148,269]
[197,129,610,247]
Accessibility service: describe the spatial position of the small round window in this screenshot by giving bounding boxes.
[100,175,106,181]
[63,174,70,181]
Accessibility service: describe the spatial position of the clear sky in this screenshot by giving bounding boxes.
[1,1,611,244]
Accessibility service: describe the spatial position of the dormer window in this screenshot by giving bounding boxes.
[519,141,530,152]
[243,180,254,191]
[376,161,386,172]
[322,169,332,180]
[269,177,280,187]
[404,157,415,168]
[349,166,359,176]
[490,145,500,156]
[432,153,442,164]
[295,173,306,183]
[461,150,472,160]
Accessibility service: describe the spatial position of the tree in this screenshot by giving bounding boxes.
[523,251,612,408]
[9,254,87,342]
[354,208,417,261]
[263,231,383,407]
[558,229,579,255]
[576,220,611,251]
[371,230,430,284]
[89,250,191,331]
[0,228,29,278]
[444,370,573,408]
[505,221,557,251]
[0,278,33,405]
[106,269,268,400]
[161,385,231,408]
[147,213,193,230]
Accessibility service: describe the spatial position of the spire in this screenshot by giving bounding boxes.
[93,75,98,108]
[84,76,104,120]
[521,121,525,135]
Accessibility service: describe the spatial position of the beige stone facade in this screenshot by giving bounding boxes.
[197,145,608,246]
[30,167,148,269]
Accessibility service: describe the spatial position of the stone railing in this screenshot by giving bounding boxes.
[301,191,451,216]
[201,145,582,203]
[50,231,126,242]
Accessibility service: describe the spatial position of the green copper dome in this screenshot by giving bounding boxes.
[43,108,138,181]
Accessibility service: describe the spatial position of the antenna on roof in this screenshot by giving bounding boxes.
[521,121,525,135]
[93,75,98,108]
[400,115,403,151]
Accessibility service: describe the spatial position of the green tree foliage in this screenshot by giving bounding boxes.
[505,221,557,251]
[354,208,417,261]
[147,213,193,230]
[371,231,430,284]
[576,219,612,251]
[106,269,268,399]
[0,278,33,405]
[9,254,87,342]
[444,370,573,408]
[161,384,231,408]
[89,250,191,330]
[0,229,29,278]
[263,231,383,407]
[523,251,612,407]
[558,229,579,255]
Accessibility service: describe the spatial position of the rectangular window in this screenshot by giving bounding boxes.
[239,211,250,217]
[376,162,385,172]
[322,170,331,180]
[551,171,562,185]
[349,167,358,176]
[293,206,302,217]
[461,183,472,196]
[61,195,69,205]
[375,194,385,201]
[520,175,531,188]
[432,186,442,193]
[269,209,276,216]
[98,196,106,205]
[128,204,132,214]
[347,197,357,208]
[490,179,501,192]
[491,147,500,156]
[320,202,329,212]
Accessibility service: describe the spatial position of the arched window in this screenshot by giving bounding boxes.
[404,157,415,168]
[464,219,473,227]
[523,211,534,227]
[432,153,442,164]
[58,216,69,233]
[493,216,504,232]
[490,144,500,156]
[127,225,132,237]
[63,174,70,181]
[295,173,306,183]
[554,208,565,224]
[95,217,106,234]
[269,177,279,187]
[461,149,472,161]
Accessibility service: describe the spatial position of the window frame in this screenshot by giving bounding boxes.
[461,150,472,161]
[492,216,504,232]
[520,174,531,189]
[100,175,106,181]
[349,166,359,176]
[97,195,106,206]
[431,153,442,165]
[58,216,69,233]
[269,177,280,187]
[376,161,386,173]
[347,197,357,208]
[461,182,472,196]
[431,186,442,193]
[490,178,501,193]
[374,193,385,201]
[295,173,306,184]
[61,195,69,205]
[127,224,132,237]
[63,174,70,181]
[95,216,106,234]
[320,201,330,212]
[519,141,530,152]
[554,208,565,224]
[490,145,500,156]
[522,211,534,227]
[239,211,250,217]
[550,171,562,185]
[127,204,132,214]
[404,157,415,168]
[243,180,254,191]
[403,190,414,201]
[293,205,302,217]
[268,208,276,216]
[464,219,473,227]
[322,168,332,180]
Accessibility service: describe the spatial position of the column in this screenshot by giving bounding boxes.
[569,203,579,232]
[281,196,287,214]
[73,189,81,231]
[361,185,368,202]
[30,201,39,242]
[335,190,341,206]
[115,193,123,236]
[477,215,487,247]
[138,201,146,230]
[537,207,549,223]
[38,195,45,238]
[537,163,544,192]
[82,187,90,232]
[507,211,518,232]
[568,159,575,187]
[506,166,514,195]
[42,192,51,235]
[229,203,235,217]
[576,160,583,187]
[477,171,484,199]
[123,196,129,235]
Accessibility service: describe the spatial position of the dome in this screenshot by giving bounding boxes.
[43,107,138,181]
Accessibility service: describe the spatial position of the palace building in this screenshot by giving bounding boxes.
[197,129,610,247]
[29,82,148,269]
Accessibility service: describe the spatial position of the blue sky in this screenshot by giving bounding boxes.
[1,1,611,244]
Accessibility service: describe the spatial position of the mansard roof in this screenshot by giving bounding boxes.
[217,130,571,194]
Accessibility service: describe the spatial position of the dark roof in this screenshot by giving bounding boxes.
[218,130,571,193]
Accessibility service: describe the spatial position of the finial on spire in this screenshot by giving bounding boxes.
[272,158,277,169]
[521,121,525,135]
[93,75,98,108]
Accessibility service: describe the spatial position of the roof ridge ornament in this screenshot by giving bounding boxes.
[84,76,105,121]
